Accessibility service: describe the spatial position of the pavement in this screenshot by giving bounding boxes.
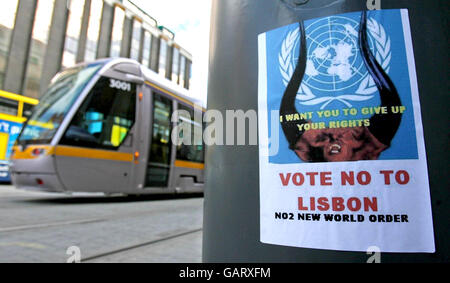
[0,185,203,263]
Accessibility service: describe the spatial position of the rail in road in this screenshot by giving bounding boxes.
[82,228,202,262]
[0,186,203,263]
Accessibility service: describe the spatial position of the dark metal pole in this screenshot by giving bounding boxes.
[203,0,449,262]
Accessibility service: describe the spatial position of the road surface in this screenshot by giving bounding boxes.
[0,185,203,263]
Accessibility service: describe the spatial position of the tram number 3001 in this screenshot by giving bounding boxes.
[109,79,132,92]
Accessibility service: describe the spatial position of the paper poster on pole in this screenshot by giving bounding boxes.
[257,9,435,252]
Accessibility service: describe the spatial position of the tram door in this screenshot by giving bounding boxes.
[145,92,172,187]
[55,74,140,193]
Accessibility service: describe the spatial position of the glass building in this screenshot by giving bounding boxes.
[172,47,180,83]
[158,39,168,78]
[141,30,152,68]
[62,0,86,68]
[23,0,56,99]
[110,4,126,58]
[84,0,103,62]
[129,17,142,61]
[0,0,19,90]
[0,0,193,104]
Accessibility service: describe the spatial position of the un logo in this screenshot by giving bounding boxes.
[279,15,391,109]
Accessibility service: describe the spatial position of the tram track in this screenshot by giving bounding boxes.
[0,218,105,233]
[0,195,203,234]
[0,187,203,262]
[81,228,203,262]
[0,206,200,233]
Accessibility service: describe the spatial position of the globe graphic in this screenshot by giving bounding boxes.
[292,16,376,92]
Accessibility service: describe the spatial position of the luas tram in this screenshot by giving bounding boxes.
[10,58,205,195]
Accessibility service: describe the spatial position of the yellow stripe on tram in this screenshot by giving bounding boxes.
[174,160,205,170]
[27,120,55,130]
[11,145,54,160]
[12,145,133,162]
[13,145,205,169]
[54,146,134,162]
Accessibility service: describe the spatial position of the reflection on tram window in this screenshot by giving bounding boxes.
[147,93,172,187]
[18,63,103,145]
[176,105,204,163]
[150,94,172,164]
[60,76,136,150]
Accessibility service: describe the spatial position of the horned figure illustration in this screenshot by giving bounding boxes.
[280,11,403,162]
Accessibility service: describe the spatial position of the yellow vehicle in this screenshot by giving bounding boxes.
[0,90,38,181]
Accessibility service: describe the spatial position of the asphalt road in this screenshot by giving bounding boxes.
[0,185,203,263]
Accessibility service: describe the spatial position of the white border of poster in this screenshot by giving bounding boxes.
[257,9,435,252]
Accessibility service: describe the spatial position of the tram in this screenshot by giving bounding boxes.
[9,58,205,195]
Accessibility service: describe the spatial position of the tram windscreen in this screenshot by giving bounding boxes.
[17,62,104,145]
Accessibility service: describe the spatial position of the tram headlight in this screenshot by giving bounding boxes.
[31,148,46,156]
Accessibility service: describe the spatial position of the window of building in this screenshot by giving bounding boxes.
[179,55,186,88]
[0,0,19,89]
[158,39,167,77]
[176,104,204,163]
[84,0,103,62]
[60,76,136,150]
[110,5,125,58]
[62,0,86,68]
[188,61,192,90]
[129,18,142,61]
[23,0,56,99]
[171,48,179,83]
[141,31,152,67]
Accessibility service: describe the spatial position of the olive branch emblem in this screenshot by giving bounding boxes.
[279,17,391,109]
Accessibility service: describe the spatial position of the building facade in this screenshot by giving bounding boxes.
[0,0,192,104]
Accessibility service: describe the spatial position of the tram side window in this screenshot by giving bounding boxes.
[60,77,136,150]
[176,105,204,163]
[149,94,172,165]
[146,93,172,187]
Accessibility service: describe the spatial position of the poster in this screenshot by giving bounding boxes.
[257,9,435,252]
